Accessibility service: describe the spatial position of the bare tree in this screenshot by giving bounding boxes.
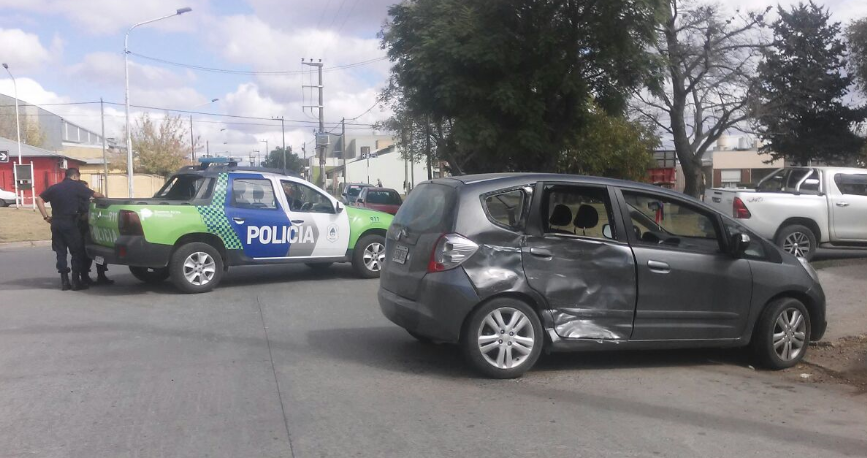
[633,0,769,197]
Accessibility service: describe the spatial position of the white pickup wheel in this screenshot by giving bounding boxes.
[775,224,816,260]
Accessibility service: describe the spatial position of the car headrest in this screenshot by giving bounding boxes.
[549,204,573,227]
[574,204,599,229]
[252,186,264,200]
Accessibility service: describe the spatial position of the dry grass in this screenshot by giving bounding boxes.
[0,207,51,243]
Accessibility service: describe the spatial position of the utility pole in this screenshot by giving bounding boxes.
[338,117,345,194]
[302,59,325,187]
[100,98,109,196]
[189,115,196,161]
[273,116,286,175]
[206,140,209,158]
[260,139,268,168]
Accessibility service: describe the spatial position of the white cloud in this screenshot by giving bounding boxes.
[0,28,52,72]
[67,52,192,90]
[0,0,209,35]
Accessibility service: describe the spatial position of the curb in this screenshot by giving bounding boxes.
[0,240,52,250]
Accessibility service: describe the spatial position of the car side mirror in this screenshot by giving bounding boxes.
[335,201,344,213]
[730,233,750,258]
[602,224,612,239]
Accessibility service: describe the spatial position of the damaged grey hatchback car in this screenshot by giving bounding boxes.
[379,174,826,378]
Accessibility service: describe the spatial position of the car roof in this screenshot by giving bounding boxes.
[364,187,397,192]
[437,172,681,194]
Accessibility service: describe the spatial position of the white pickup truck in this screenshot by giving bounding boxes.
[708,167,867,260]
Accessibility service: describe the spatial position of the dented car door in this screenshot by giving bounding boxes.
[522,183,637,340]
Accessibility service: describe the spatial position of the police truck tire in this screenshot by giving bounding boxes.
[169,242,224,294]
[129,266,170,284]
[352,234,386,279]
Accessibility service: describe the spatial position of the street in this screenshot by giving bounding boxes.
[1,246,866,458]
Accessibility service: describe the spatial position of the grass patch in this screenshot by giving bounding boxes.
[0,207,51,243]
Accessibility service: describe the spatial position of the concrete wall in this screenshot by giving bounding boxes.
[80,173,165,198]
[342,150,429,193]
[713,149,783,170]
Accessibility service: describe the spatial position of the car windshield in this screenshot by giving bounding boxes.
[366,190,401,205]
[346,186,364,197]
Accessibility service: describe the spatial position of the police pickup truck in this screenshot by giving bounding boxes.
[86,160,392,293]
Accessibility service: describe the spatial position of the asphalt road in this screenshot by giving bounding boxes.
[1,246,866,458]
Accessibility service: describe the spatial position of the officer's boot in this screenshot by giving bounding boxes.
[60,270,71,291]
[70,270,89,291]
[80,270,96,286]
[96,265,114,285]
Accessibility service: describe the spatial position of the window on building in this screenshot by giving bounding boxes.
[720,169,741,188]
[360,146,371,158]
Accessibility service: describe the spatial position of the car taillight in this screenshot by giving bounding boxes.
[428,233,479,272]
[733,197,751,219]
[118,210,144,236]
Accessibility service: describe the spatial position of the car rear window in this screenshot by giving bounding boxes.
[393,183,456,234]
[367,190,401,205]
[346,186,364,197]
[154,175,207,200]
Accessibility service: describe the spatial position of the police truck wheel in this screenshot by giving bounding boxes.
[129,266,170,284]
[352,234,386,279]
[169,242,224,294]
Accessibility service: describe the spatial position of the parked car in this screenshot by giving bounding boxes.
[86,162,392,293]
[354,187,403,215]
[379,174,826,378]
[341,183,373,204]
[0,186,15,207]
[708,167,867,260]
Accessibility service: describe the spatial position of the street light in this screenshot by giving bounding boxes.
[124,7,193,198]
[2,63,28,209]
[188,98,218,161]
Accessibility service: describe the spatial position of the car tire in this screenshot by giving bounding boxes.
[352,234,385,279]
[129,266,170,284]
[775,224,816,260]
[461,298,544,379]
[169,242,224,294]
[751,297,811,370]
[0,199,7,208]
[305,262,333,271]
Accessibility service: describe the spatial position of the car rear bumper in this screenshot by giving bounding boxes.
[86,236,172,268]
[378,268,481,343]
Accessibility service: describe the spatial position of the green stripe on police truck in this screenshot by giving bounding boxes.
[195,173,242,250]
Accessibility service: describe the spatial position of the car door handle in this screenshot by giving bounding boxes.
[232,217,245,224]
[836,202,850,207]
[647,260,670,273]
[529,247,553,258]
[291,219,305,224]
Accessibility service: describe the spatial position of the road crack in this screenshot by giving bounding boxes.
[257,294,296,458]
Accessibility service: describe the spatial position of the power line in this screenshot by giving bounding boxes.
[329,0,349,29]
[336,0,361,36]
[127,52,386,75]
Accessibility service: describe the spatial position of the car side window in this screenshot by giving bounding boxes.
[834,173,867,196]
[483,188,528,231]
[622,191,721,254]
[231,179,278,209]
[281,181,334,213]
[542,185,614,240]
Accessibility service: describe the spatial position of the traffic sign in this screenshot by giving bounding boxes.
[0,150,8,163]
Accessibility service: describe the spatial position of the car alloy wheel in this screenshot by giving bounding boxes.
[363,242,385,272]
[773,307,807,361]
[783,232,811,258]
[183,251,216,286]
[477,307,535,370]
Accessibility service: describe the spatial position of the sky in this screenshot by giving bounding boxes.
[0,0,865,161]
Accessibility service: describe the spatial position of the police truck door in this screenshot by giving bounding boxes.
[279,180,349,258]
[225,174,293,259]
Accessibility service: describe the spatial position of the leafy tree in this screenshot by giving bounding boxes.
[633,0,769,198]
[261,146,305,174]
[754,2,866,166]
[847,18,867,95]
[380,0,662,175]
[559,105,658,181]
[113,113,191,176]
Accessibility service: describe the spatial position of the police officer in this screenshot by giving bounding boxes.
[78,181,113,286]
[36,168,105,291]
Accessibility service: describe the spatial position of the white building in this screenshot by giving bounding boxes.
[325,144,433,194]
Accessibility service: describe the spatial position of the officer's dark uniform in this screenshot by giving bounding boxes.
[39,178,95,286]
[78,191,112,284]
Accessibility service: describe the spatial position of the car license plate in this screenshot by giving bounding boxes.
[392,245,409,264]
[94,256,105,265]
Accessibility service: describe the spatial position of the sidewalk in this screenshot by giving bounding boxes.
[0,240,51,250]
